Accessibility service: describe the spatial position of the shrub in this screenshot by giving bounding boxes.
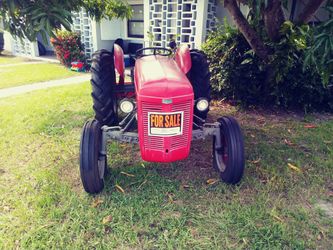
[50,30,86,67]
[202,24,267,106]
[303,6,333,86]
[202,21,333,112]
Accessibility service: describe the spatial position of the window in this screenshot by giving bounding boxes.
[127,5,144,38]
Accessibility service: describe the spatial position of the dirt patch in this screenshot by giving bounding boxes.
[154,138,218,184]
[160,210,182,219]
[316,200,333,218]
[59,156,83,194]
[210,101,333,125]
[69,102,333,190]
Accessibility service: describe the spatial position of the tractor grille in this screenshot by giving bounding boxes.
[142,102,164,151]
[141,100,192,151]
[170,101,192,150]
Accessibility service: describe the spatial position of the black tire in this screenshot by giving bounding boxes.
[0,32,4,54]
[187,49,211,119]
[91,49,118,126]
[213,116,245,184]
[80,120,105,194]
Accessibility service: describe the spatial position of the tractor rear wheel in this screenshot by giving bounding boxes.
[213,116,245,184]
[187,49,211,120]
[79,119,106,194]
[91,49,118,126]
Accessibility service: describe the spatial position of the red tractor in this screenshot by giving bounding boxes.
[80,44,245,194]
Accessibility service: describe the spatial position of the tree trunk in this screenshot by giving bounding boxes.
[263,0,285,41]
[296,0,326,24]
[224,0,269,61]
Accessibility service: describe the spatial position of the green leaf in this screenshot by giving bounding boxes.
[323,18,333,27]
[6,0,16,14]
[314,33,327,40]
[312,38,326,52]
[303,52,312,71]
[30,12,47,21]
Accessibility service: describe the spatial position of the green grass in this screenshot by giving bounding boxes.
[0,62,81,89]
[0,54,30,64]
[0,84,332,249]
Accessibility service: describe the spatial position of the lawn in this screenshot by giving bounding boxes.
[0,61,81,89]
[0,54,32,65]
[0,83,332,249]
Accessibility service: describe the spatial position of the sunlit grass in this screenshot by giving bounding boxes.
[0,62,81,89]
[0,54,29,64]
[0,83,332,249]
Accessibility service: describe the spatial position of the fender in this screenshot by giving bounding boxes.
[175,45,192,74]
[113,43,125,84]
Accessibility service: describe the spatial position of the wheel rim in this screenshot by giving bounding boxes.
[97,135,106,179]
[97,157,105,179]
[215,134,228,172]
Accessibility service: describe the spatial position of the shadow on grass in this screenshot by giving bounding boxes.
[4,84,331,248]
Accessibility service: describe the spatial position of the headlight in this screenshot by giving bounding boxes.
[119,99,134,113]
[196,98,209,112]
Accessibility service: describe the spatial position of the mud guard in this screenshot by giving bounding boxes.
[175,45,192,74]
[113,43,125,84]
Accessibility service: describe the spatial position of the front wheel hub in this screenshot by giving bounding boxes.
[214,136,228,172]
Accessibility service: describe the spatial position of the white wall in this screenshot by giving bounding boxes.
[92,18,144,53]
[3,31,13,52]
[91,0,145,52]
[91,21,115,52]
[2,31,39,57]
[72,9,94,58]
[143,0,150,45]
[216,1,234,25]
[215,1,250,26]
[195,0,208,48]
[100,19,124,40]
[92,0,252,51]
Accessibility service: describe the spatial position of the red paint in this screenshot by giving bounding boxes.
[135,55,194,162]
[71,61,84,68]
[175,45,192,74]
[113,44,125,83]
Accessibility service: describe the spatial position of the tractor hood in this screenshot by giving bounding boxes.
[134,55,193,99]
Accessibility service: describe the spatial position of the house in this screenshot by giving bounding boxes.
[2,0,330,59]
[3,0,223,59]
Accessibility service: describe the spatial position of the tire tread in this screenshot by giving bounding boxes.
[90,49,117,126]
[213,116,245,184]
[187,49,211,119]
[79,120,104,194]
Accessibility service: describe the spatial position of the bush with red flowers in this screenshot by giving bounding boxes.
[50,30,86,67]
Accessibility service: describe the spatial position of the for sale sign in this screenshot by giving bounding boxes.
[148,111,184,136]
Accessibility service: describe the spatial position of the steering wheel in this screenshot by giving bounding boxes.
[135,47,172,59]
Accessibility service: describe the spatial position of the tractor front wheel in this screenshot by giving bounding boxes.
[79,120,106,194]
[213,116,245,184]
